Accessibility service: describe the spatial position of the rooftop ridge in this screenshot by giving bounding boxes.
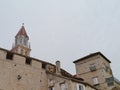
[73,52,111,63]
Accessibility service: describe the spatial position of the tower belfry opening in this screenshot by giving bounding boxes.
[11,24,31,56]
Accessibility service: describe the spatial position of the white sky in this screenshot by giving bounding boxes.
[0,0,120,79]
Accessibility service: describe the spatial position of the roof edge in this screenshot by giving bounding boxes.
[73,52,111,63]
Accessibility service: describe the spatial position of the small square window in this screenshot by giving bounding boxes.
[106,77,114,87]
[6,52,13,60]
[25,58,32,65]
[89,64,96,71]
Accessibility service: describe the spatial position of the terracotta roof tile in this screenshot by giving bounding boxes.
[15,26,29,39]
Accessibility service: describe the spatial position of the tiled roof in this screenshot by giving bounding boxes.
[15,25,29,39]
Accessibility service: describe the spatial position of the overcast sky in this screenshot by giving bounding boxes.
[0,0,120,79]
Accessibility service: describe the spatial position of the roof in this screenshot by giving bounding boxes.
[15,25,29,39]
[73,52,111,63]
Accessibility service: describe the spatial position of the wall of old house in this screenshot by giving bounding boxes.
[0,48,97,90]
[47,73,96,90]
[47,74,71,90]
[75,54,114,90]
[0,48,48,90]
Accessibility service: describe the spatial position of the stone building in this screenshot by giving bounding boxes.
[47,61,97,90]
[73,52,120,90]
[0,25,97,90]
[0,47,97,90]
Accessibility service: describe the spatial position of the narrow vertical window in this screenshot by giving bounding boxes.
[42,63,46,69]
[25,57,32,65]
[24,39,26,45]
[93,77,99,85]
[60,83,66,90]
[76,84,84,90]
[20,38,22,44]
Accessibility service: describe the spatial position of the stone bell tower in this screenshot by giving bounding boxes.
[11,24,31,56]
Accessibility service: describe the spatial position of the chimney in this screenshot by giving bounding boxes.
[56,61,61,74]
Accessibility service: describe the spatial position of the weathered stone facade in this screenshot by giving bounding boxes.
[0,48,44,90]
[0,48,96,90]
[74,52,120,90]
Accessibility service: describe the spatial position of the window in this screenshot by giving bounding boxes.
[106,77,114,87]
[25,57,32,65]
[93,77,99,85]
[76,84,85,90]
[6,52,13,60]
[49,86,54,90]
[23,38,28,46]
[42,63,46,69]
[60,83,66,90]
[89,64,96,71]
[20,38,22,44]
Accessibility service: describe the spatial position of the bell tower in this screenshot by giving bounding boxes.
[11,24,31,56]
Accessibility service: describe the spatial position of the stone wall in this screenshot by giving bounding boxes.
[0,48,47,90]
